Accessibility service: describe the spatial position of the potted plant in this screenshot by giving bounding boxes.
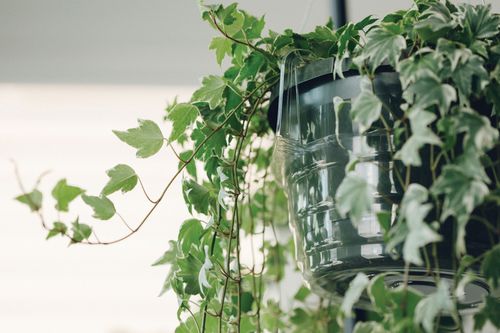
[15,0,500,332]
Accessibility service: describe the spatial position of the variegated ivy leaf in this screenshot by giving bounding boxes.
[395,108,442,166]
[101,164,138,196]
[435,39,490,99]
[414,1,457,42]
[339,273,369,319]
[452,55,488,98]
[454,109,499,153]
[403,200,442,266]
[335,173,373,226]
[415,281,455,333]
[461,3,500,40]
[191,75,226,110]
[403,77,456,115]
[198,245,213,294]
[333,96,348,149]
[217,187,228,210]
[153,241,178,296]
[353,322,385,333]
[81,194,116,220]
[46,221,68,240]
[401,184,442,265]
[209,36,232,65]
[113,119,164,158]
[71,218,92,243]
[435,38,472,73]
[387,184,442,265]
[358,25,406,69]
[398,52,439,89]
[51,179,84,212]
[431,157,489,254]
[349,77,382,133]
[165,103,199,143]
[15,189,43,212]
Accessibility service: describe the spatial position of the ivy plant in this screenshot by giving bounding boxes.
[15,0,500,332]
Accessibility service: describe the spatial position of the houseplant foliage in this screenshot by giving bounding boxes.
[15,0,500,332]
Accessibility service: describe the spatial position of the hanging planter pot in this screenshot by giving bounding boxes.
[270,56,496,312]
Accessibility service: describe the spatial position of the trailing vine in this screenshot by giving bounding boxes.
[15,1,500,332]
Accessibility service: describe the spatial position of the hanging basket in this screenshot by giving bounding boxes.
[270,56,495,312]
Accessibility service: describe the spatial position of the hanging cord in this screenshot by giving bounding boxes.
[299,0,318,33]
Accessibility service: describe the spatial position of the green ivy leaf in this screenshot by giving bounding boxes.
[15,189,43,212]
[81,194,116,220]
[51,179,84,212]
[176,250,203,296]
[335,174,373,226]
[153,240,178,266]
[376,211,392,234]
[481,244,500,289]
[474,296,500,331]
[294,285,311,302]
[71,218,92,243]
[113,119,164,158]
[101,164,138,196]
[166,103,199,143]
[46,221,67,239]
[265,243,286,282]
[178,219,203,253]
[415,281,455,333]
[154,241,179,296]
[182,180,216,216]
[350,78,382,132]
[237,51,266,82]
[192,75,226,110]
[179,150,197,180]
[262,300,286,332]
[209,36,232,65]
[395,109,442,166]
[359,26,406,69]
[190,124,227,162]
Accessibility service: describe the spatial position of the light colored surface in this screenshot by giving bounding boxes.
[347,0,500,22]
[2,0,499,85]
[0,84,194,333]
[0,0,331,85]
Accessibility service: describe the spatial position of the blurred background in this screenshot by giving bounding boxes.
[1,1,499,332]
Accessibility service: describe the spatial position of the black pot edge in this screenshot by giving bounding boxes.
[267,58,396,132]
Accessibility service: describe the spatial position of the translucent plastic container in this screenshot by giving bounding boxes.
[271,57,492,308]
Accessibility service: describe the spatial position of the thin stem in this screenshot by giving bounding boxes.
[116,212,134,232]
[137,177,156,204]
[168,143,188,164]
[186,306,202,333]
[209,13,273,61]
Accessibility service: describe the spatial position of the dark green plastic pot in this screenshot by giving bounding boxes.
[270,57,495,311]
